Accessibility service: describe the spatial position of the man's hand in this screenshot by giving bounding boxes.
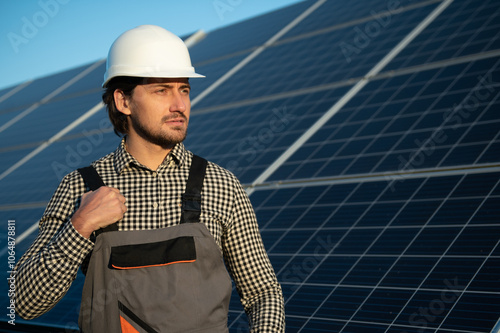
[72,187,127,239]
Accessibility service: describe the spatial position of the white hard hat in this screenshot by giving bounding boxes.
[103,25,204,87]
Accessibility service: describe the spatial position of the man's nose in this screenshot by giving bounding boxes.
[170,92,187,112]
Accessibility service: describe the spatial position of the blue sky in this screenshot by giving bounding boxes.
[0,0,303,91]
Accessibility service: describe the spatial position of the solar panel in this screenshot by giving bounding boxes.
[253,172,500,332]
[194,3,439,109]
[188,1,313,63]
[267,56,500,181]
[1,0,499,332]
[0,64,88,113]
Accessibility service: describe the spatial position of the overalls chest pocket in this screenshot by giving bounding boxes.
[110,236,196,270]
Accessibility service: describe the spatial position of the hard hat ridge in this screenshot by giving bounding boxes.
[103,25,204,87]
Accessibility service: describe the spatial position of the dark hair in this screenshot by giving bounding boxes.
[102,76,144,136]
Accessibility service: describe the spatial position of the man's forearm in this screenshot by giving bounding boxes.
[13,221,93,319]
[244,281,285,332]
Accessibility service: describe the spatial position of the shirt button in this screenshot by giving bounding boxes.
[153,203,159,209]
[152,172,158,177]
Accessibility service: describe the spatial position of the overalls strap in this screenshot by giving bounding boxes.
[77,155,208,233]
[181,155,207,224]
[77,165,105,191]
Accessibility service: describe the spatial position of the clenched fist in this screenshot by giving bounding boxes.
[72,187,127,239]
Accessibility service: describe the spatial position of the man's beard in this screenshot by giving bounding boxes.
[129,113,188,149]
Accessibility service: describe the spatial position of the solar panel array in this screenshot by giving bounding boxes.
[1,0,499,332]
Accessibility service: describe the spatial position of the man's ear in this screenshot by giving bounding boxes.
[114,89,132,116]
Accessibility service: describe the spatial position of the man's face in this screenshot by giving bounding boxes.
[117,78,191,149]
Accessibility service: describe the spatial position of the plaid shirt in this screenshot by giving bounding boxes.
[14,139,285,332]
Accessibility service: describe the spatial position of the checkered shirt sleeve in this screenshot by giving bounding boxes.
[12,141,285,331]
[13,173,93,320]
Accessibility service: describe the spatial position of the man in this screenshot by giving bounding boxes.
[13,25,285,332]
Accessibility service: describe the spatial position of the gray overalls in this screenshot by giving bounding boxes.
[77,156,232,332]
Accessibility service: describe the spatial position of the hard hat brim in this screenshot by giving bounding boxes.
[103,69,205,88]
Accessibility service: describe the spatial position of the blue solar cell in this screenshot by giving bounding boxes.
[303,255,359,285]
[448,226,500,255]
[380,256,439,289]
[428,198,483,225]
[264,229,316,253]
[379,177,423,201]
[0,64,88,114]
[439,143,487,167]
[394,289,456,328]
[0,147,35,174]
[286,285,339,316]
[189,53,249,99]
[385,0,500,71]
[469,258,500,292]
[189,1,312,64]
[329,204,369,227]
[0,132,120,205]
[314,286,372,320]
[263,206,309,229]
[420,176,465,203]
[352,288,415,323]
[406,227,462,255]
[422,257,483,290]
[364,134,399,153]
[386,327,436,333]
[282,0,437,39]
[344,257,396,285]
[440,293,500,331]
[369,227,420,254]
[53,61,106,99]
[478,141,500,164]
[451,172,500,197]
[0,208,45,255]
[289,318,345,333]
[357,201,404,226]
[293,205,337,229]
[345,154,385,175]
[391,200,442,226]
[0,92,102,150]
[471,197,500,225]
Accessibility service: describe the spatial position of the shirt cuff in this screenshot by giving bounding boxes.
[52,220,94,264]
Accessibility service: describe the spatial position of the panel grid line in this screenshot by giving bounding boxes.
[339,174,463,332]
[192,0,327,108]
[364,66,468,177]
[397,60,497,173]
[0,79,32,104]
[191,49,500,117]
[384,176,500,331]
[435,237,500,331]
[451,1,493,58]
[304,174,431,332]
[0,102,104,182]
[288,313,488,333]
[305,69,428,179]
[0,59,104,134]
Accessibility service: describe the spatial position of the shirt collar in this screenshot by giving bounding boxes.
[113,137,188,174]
